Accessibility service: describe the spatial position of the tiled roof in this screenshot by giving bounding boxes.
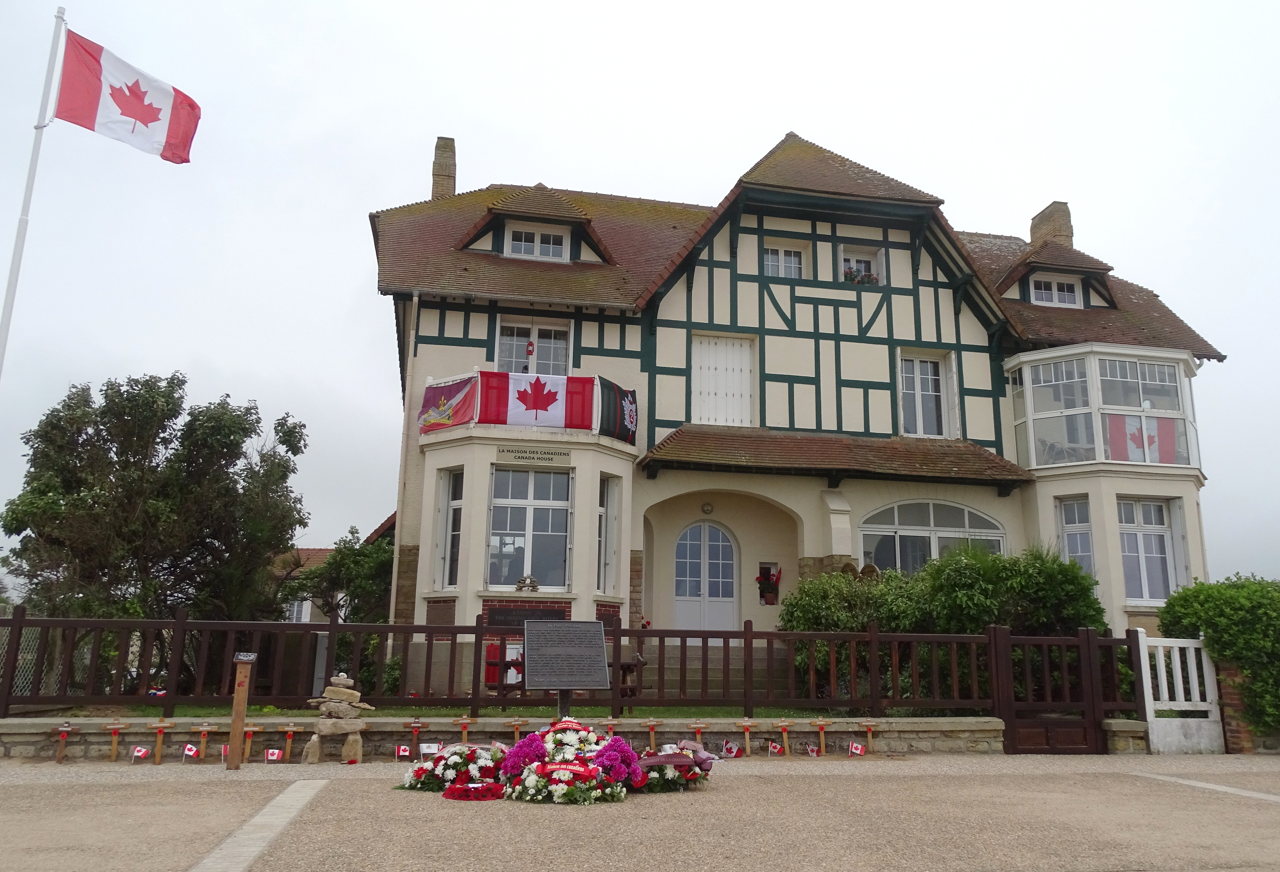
[365,512,396,544]
[1024,240,1112,274]
[740,132,943,205]
[273,547,334,576]
[639,425,1033,488]
[956,231,1224,361]
[371,186,710,308]
[490,183,588,221]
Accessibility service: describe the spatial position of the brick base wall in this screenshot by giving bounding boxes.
[479,599,570,624]
[595,603,621,625]
[392,545,419,625]
[1219,663,1256,754]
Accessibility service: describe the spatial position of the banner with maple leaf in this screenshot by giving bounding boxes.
[477,372,593,430]
[54,30,201,163]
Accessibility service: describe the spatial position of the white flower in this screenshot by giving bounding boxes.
[447,754,461,764]
[663,765,677,779]
[587,732,597,743]
[468,764,481,779]
[552,769,573,782]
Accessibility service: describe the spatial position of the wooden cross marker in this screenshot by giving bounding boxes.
[280,723,298,763]
[639,718,663,751]
[148,721,177,765]
[597,717,621,738]
[735,719,758,756]
[50,721,79,764]
[452,716,477,744]
[102,721,129,763]
[859,720,878,755]
[773,720,795,756]
[241,724,263,762]
[809,719,833,756]
[688,721,709,744]
[404,718,427,756]
[193,722,219,764]
[503,718,528,743]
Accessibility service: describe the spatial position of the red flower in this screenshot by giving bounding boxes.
[512,777,523,787]
[466,748,478,761]
[479,765,496,780]
[454,770,469,783]
[683,770,701,781]
[412,766,427,779]
[630,771,649,789]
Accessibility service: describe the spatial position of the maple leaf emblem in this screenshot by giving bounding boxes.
[110,79,163,131]
[516,377,559,419]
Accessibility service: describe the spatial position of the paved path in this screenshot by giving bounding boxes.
[1,754,1278,871]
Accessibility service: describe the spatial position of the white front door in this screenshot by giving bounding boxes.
[673,522,738,631]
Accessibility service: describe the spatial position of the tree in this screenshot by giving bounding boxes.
[0,373,308,620]
[283,527,393,624]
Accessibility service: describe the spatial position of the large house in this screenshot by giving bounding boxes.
[370,134,1223,636]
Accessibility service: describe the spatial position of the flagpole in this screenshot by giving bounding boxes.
[0,7,66,387]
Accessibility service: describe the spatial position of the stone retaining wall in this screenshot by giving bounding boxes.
[0,716,1011,762]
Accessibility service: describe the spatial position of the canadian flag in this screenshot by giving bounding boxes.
[767,740,784,756]
[720,740,743,758]
[183,743,199,758]
[1104,414,1145,462]
[54,30,201,163]
[477,372,593,429]
[848,742,866,757]
[805,744,819,758]
[264,748,283,761]
[395,745,411,758]
[131,746,150,759]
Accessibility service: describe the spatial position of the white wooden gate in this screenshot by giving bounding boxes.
[1137,630,1224,754]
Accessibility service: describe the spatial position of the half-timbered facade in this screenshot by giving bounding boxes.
[370,134,1223,636]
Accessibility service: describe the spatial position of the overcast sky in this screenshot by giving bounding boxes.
[1,1,1277,581]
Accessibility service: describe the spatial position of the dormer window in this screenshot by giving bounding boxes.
[1030,274,1081,308]
[506,222,569,262]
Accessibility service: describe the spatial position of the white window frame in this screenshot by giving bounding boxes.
[860,501,1005,575]
[505,221,570,262]
[763,246,804,279]
[442,469,464,589]
[840,244,885,284]
[1029,272,1083,309]
[1006,345,1198,470]
[596,476,619,594]
[1057,497,1094,576]
[284,599,308,623]
[897,350,954,438]
[496,315,572,376]
[1118,498,1180,604]
[486,467,574,590]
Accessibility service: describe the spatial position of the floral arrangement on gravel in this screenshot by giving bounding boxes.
[401,744,504,793]
[636,744,712,792]
[503,718,630,805]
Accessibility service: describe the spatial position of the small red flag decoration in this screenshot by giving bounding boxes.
[54,30,200,163]
[183,743,199,758]
[767,740,784,756]
[848,741,866,757]
[264,748,283,761]
[131,746,150,759]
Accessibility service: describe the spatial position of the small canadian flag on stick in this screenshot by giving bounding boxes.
[395,745,411,758]
[848,741,867,757]
[183,743,199,758]
[767,740,784,756]
[131,746,150,759]
[264,748,283,762]
[54,30,200,163]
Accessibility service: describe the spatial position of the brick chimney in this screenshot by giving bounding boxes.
[431,136,456,199]
[1030,201,1073,249]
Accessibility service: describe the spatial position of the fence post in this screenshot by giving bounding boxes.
[1129,627,1153,723]
[742,620,754,719]
[986,624,1012,751]
[867,621,882,718]
[0,605,27,719]
[323,610,339,679]
[469,614,485,719]
[162,608,186,719]
[610,626,623,719]
[1079,627,1106,752]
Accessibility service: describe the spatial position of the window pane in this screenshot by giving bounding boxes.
[898,502,931,527]
[967,511,1000,531]
[534,328,569,376]
[1030,358,1088,411]
[863,533,897,570]
[509,470,529,498]
[1033,280,1053,302]
[1056,282,1077,304]
[1121,532,1142,598]
[539,233,564,258]
[1117,501,1137,525]
[1142,502,1167,527]
[450,471,465,501]
[531,531,566,586]
[865,507,895,526]
[1033,413,1097,464]
[938,536,968,556]
[1143,534,1171,599]
[1100,359,1141,407]
[1144,417,1189,464]
[490,535,527,586]
[933,504,965,528]
[763,248,779,276]
[783,250,803,278]
[899,535,932,575]
[1140,363,1180,411]
[969,538,1001,554]
[1015,421,1029,467]
[1064,531,1093,574]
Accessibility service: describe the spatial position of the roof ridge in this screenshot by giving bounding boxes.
[740,132,942,204]
[489,184,589,220]
[371,184,508,216]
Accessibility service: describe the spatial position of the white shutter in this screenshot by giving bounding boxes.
[691,336,753,426]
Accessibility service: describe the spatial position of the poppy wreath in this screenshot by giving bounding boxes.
[501,718,631,805]
[400,744,503,792]
[442,782,505,801]
[633,748,710,792]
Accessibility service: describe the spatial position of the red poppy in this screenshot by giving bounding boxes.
[630,771,649,789]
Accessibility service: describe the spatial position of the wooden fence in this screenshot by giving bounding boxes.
[0,606,1144,724]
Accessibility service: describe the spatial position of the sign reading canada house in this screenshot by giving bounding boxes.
[495,445,571,466]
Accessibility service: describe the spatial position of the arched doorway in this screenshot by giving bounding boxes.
[673,521,738,631]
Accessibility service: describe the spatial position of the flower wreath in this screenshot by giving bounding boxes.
[400,744,503,793]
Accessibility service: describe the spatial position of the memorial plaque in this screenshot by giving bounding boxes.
[523,620,610,690]
[488,607,566,628]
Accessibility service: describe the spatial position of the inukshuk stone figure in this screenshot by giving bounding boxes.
[303,672,375,763]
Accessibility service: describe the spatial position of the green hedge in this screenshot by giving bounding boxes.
[1160,574,1280,733]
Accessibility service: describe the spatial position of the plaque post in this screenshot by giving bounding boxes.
[556,689,572,720]
[225,652,257,770]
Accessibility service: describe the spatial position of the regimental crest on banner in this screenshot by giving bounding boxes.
[597,376,638,445]
[848,741,866,757]
[419,377,478,433]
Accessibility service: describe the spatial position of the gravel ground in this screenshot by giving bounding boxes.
[2,755,1278,872]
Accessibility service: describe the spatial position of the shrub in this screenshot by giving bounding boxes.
[1160,574,1280,733]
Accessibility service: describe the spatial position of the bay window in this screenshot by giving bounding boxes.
[1008,347,1196,469]
[443,470,464,588]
